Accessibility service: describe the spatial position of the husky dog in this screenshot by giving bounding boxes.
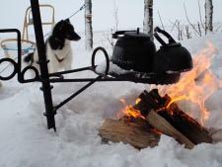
[24,18,81,73]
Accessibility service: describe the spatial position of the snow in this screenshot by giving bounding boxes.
[1,29,222,166]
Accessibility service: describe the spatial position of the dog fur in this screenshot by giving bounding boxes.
[24,18,81,73]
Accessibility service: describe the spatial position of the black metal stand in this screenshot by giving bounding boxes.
[0,0,114,131]
[30,0,56,130]
[0,0,180,130]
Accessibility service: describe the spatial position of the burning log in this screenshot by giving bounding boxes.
[134,89,212,148]
[99,117,160,149]
[99,89,212,149]
[158,99,212,145]
[145,110,195,149]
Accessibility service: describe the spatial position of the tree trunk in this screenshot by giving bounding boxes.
[113,0,119,31]
[143,0,153,41]
[205,0,213,34]
[85,0,93,50]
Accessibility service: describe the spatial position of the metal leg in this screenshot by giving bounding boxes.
[30,0,56,131]
[54,76,101,110]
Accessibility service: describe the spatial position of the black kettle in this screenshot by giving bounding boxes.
[153,27,193,73]
[111,28,156,72]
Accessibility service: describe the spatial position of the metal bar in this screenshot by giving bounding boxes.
[49,77,151,83]
[16,30,23,83]
[48,66,93,76]
[0,29,20,33]
[0,29,21,81]
[30,0,56,131]
[54,76,101,110]
[49,78,129,82]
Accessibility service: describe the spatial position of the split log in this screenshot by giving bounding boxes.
[158,99,213,145]
[146,110,195,149]
[99,117,160,149]
[134,89,212,147]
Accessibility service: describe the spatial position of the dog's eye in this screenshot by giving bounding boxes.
[68,26,74,32]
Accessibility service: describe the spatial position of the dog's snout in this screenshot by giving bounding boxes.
[75,33,81,41]
[66,31,81,41]
[72,32,81,41]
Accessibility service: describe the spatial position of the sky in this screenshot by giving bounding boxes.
[0,0,222,32]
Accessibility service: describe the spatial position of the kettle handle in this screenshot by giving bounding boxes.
[154,27,176,46]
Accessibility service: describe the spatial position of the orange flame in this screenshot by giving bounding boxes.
[118,98,145,119]
[154,42,219,125]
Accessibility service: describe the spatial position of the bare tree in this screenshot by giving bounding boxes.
[205,0,213,34]
[143,0,153,40]
[103,0,119,49]
[85,0,93,50]
[197,22,202,36]
[185,25,192,39]
[184,3,201,37]
[157,10,165,30]
[197,0,205,29]
[175,20,183,41]
[112,0,119,31]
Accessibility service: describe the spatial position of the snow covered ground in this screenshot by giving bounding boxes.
[0,31,222,167]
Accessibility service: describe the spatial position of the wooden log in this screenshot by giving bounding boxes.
[99,89,212,149]
[134,89,212,146]
[99,117,160,149]
[158,96,213,144]
[146,110,195,149]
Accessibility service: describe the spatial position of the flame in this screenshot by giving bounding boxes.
[154,42,219,125]
[166,95,188,109]
[135,98,142,105]
[118,98,145,119]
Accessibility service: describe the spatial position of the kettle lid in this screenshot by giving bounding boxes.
[124,32,151,40]
[112,28,151,40]
[124,28,151,40]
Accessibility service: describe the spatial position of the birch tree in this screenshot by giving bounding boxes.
[113,0,119,31]
[205,0,213,34]
[143,0,153,40]
[85,0,93,50]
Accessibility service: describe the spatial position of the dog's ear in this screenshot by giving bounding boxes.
[52,20,66,36]
[56,20,65,28]
[64,18,71,24]
[58,19,65,23]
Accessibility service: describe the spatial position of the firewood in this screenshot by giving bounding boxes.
[99,89,212,149]
[99,117,160,149]
[146,110,195,149]
[158,96,213,144]
[134,89,212,146]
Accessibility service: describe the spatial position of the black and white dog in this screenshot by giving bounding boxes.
[24,18,81,73]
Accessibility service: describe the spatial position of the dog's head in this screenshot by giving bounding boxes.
[52,18,81,41]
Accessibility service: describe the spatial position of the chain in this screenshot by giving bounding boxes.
[68,3,88,19]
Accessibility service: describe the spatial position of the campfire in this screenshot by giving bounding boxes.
[99,43,219,149]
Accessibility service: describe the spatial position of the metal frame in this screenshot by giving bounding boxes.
[0,0,132,130]
[0,0,180,131]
